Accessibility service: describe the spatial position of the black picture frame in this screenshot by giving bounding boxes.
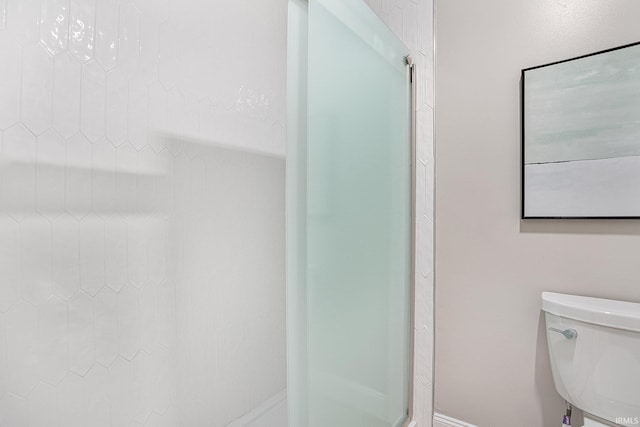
[521,40,640,220]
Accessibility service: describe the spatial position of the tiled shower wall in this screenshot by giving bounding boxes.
[362,0,435,425]
[0,0,287,426]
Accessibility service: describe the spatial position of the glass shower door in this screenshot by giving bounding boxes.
[287,0,413,426]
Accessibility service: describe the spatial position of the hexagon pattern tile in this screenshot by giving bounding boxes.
[79,216,106,297]
[67,291,95,376]
[95,0,119,71]
[84,363,111,427]
[0,217,20,313]
[106,68,129,145]
[69,0,96,63]
[94,286,119,366]
[57,372,85,427]
[28,382,59,427]
[2,124,37,220]
[39,0,70,56]
[117,2,141,77]
[6,301,38,397]
[65,133,94,219]
[36,129,66,219]
[157,20,177,90]
[109,356,137,425]
[0,393,28,427]
[81,60,107,142]
[9,0,40,47]
[117,284,141,360]
[21,44,54,135]
[0,0,431,425]
[53,51,82,138]
[91,137,117,212]
[0,37,22,129]
[37,296,70,386]
[105,217,128,292]
[20,216,54,305]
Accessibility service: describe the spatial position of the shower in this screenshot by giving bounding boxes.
[0,0,434,426]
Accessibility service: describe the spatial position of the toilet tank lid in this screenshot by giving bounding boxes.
[542,292,640,333]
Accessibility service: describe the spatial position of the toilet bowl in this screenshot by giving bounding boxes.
[542,292,640,427]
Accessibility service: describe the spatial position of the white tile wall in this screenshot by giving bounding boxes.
[0,0,432,425]
[0,0,287,426]
[362,0,435,425]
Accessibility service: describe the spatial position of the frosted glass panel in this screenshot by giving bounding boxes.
[287,0,412,425]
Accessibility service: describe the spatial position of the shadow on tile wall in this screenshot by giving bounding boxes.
[0,0,287,425]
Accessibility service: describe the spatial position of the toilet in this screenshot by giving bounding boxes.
[542,292,640,427]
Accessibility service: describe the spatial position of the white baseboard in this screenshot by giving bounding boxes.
[226,390,287,427]
[433,413,478,427]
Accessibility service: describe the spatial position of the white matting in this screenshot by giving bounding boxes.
[524,156,640,217]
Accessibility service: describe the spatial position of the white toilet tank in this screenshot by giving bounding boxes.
[542,292,640,427]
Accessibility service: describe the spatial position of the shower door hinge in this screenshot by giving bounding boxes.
[404,55,413,66]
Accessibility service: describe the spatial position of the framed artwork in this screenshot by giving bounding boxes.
[521,41,640,219]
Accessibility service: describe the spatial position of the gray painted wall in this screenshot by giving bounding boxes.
[435,0,640,425]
